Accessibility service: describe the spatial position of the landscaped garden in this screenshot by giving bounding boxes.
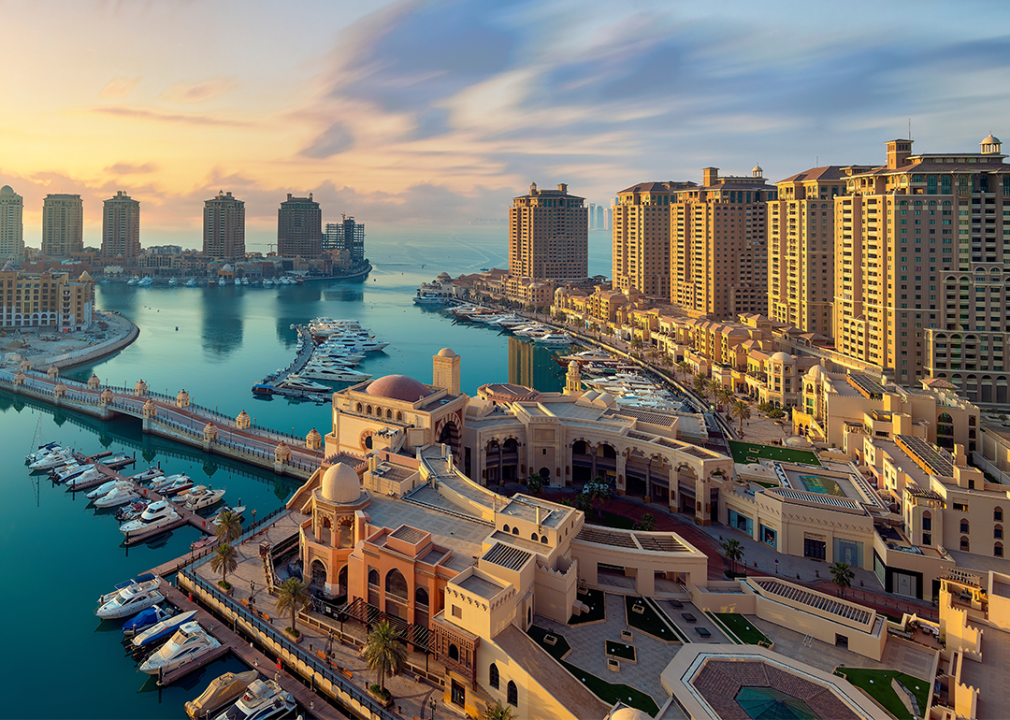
[605,640,637,662]
[528,625,659,716]
[708,612,772,646]
[570,587,606,625]
[586,510,637,530]
[625,596,688,642]
[835,667,929,720]
[727,440,821,466]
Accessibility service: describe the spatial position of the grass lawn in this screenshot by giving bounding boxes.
[711,613,771,645]
[625,596,687,642]
[836,667,929,720]
[586,511,637,530]
[605,640,636,661]
[528,625,659,716]
[570,588,606,625]
[727,440,821,466]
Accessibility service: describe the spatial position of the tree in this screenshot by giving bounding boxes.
[363,620,407,696]
[722,538,744,576]
[589,322,600,337]
[215,510,243,544]
[636,513,656,532]
[482,700,515,720]
[717,386,735,408]
[830,562,855,597]
[210,542,238,588]
[275,577,311,634]
[574,492,594,514]
[676,360,691,383]
[630,336,644,352]
[730,399,752,433]
[693,373,709,399]
[585,477,612,517]
[526,472,543,495]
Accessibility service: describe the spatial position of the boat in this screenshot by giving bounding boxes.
[93,483,140,508]
[130,467,164,484]
[119,500,181,534]
[181,486,226,511]
[85,479,131,499]
[97,580,165,619]
[298,365,372,383]
[29,449,76,470]
[186,671,260,719]
[150,473,188,491]
[26,442,61,464]
[139,622,221,674]
[52,462,85,481]
[324,339,388,353]
[155,475,194,496]
[186,278,198,287]
[218,277,227,286]
[278,375,330,393]
[127,277,138,286]
[97,572,159,605]
[533,332,575,347]
[168,278,178,286]
[63,467,103,489]
[211,505,246,526]
[513,324,548,337]
[262,278,273,287]
[123,604,171,636]
[138,276,153,287]
[116,499,151,521]
[413,292,447,305]
[242,277,249,285]
[132,609,197,648]
[212,678,295,720]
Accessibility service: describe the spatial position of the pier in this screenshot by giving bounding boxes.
[3,367,324,480]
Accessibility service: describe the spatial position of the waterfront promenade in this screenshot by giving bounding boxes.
[1,368,323,478]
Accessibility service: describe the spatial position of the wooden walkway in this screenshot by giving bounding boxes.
[160,584,350,719]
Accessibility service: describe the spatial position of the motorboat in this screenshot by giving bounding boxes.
[52,462,85,481]
[150,473,188,491]
[132,609,197,648]
[29,449,76,470]
[156,475,194,496]
[234,277,242,286]
[186,671,260,719]
[116,499,151,521]
[262,278,273,287]
[298,365,372,383]
[533,332,575,347]
[182,486,226,511]
[26,442,61,464]
[127,276,138,286]
[130,467,164,484]
[168,278,178,287]
[279,375,330,393]
[138,276,153,287]
[119,500,181,534]
[513,324,548,337]
[64,467,103,489]
[325,339,388,353]
[212,678,295,720]
[218,277,227,286]
[185,278,198,287]
[242,277,249,285]
[413,292,447,305]
[94,483,140,508]
[98,572,159,605]
[123,604,171,636]
[85,479,131,499]
[96,580,165,619]
[140,622,221,674]
[211,505,246,526]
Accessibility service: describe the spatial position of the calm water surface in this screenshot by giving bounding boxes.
[2,225,607,719]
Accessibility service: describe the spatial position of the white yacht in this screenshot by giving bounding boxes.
[278,375,330,393]
[26,442,62,464]
[212,679,295,720]
[413,292,447,305]
[64,467,103,489]
[182,486,226,511]
[127,277,139,286]
[85,479,131,499]
[533,332,575,347]
[119,500,181,534]
[186,278,198,287]
[96,580,165,619]
[29,449,76,470]
[168,278,178,286]
[513,324,548,338]
[218,277,227,286]
[138,276,153,287]
[94,484,140,508]
[262,278,273,287]
[97,573,160,605]
[326,339,389,353]
[140,622,222,674]
[299,365,372,383]
[155,475,194,496]
[211,505,246,526]
[234,277,242,286]
[52,462,84,481]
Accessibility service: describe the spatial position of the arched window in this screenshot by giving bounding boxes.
[489,663,500,690]
[416,587,429,607]
[507,681,518,707]
[368,569,379,586]
[387,409,392,419]
[961,536,970,552]
[503,524,510,533]
[540,535,548,544]
[366,405,373,415]
[996,542,1004,558]
[385,569,408,601]
[960,519,970,534]
[922,510,932,532]
[396,411,403,422]
[531,533,539,541]
[995,507,1003,522]
[356,403,363,413]
[512,527,519,536]
[448,643,459,661]
[996,525,1004,540]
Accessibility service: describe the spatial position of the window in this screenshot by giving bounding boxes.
[960,519,970,533]
[996,507,1004,522]
[451,605,462,619]
[997,543,1005,558]
[489,663,499,690]
[954,502,969,512]
[507,681,518,707]
[449,643,459,661]
[996,525,1004,539]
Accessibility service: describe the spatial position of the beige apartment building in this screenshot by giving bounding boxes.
[277,193,322,259]
[768,167,855,337]
[612,181,694,299]
[670,167,774,319]
[203,191,245,260]
[41,194,83,258]
[0,185,24,263]
[0,268,94,330]
[508,182,587,280]
[834,135,1010,398]
[101,191,140,261]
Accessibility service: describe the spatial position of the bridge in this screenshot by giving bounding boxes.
[2,363,325,479]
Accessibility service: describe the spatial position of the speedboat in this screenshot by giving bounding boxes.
[64,467,103,489]
[262,278,273,287]
[127,276,138,286]
[181,486,226,511]
[85,479,131,499]
[140,622,221,674]
[52,462,85,481]
[279,375,329,393]
[130,467,164,484]
[116,499,151,521]
[299,365,372,383]
[138,276,153,287]
[26,442,62,464]
[413,292,447,305]
[123,604,171,636]
[168,277,178,286]
[96,579,164,619]
[212,678,295,720]
[242,277,249,285]
[218,277,227,286]
[132,609,197,648]
[94,483,140,508]
[533,332,575,347]
[97,572,158,605]
[186,278,198,287]
[119,500,181,534]
[154,474,193,496]
[234,277,242,286]
[29,449,76,470]
[186,670,260,719]
[211,505,246,526]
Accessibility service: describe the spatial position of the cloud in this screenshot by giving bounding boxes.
[160,77,238,104]
[104,162,158,175]
[89,105,254,127]
[99,76,141,99]
[299,124,354,159]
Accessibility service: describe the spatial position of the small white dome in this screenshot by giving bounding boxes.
[806,365,825,380]
[610,709,652,720]
[770,351,792,363]
[320,462,360,504]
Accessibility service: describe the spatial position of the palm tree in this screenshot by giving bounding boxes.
[363,620,407,696]
[482,700,515,720]
[676,360,691,383]
[707,379,723,404]
[730,399,752,433]
[210,542,238,588]
[721,538,745,576]
[716,385,734,408]
[830,562,855,597]
[526,472,543,495]
[693,373,709,399]
[214,510,243,544]
[275,577,311,634]
[636,513,656,532]
[630,336,644,352]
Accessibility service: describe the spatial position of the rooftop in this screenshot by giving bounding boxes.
[457,573,506,601]
[481,542,533,571]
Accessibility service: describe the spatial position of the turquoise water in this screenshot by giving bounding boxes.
[2,225,606,719]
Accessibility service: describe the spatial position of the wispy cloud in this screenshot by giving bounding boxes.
[160,77,238,104]
[99,76,141,99]
[89,105,254,128]
[104,162,158,175]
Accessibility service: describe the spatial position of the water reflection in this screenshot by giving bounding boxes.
[507,337,566,391]
[200,288,244,357]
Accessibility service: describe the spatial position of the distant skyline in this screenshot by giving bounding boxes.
[3,0,1010,248]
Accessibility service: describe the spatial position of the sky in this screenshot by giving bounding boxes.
[4,0,1010,250]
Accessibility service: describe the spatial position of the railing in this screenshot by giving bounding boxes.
[180,569,397,720]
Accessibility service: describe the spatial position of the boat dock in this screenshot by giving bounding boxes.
[251,325,325,399]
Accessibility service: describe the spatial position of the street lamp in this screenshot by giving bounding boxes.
[429,697,437,720]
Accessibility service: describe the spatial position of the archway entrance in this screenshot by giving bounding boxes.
[438,420,460,457]
[311,559,327,588]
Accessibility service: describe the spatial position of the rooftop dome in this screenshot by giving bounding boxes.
[365,374,431,402]
[320,462,361,504]
[581,390,600,403]
[0,185,13,195]
[983,133,1001,144]
[806,365,826,380]
[770,351,792,363]
[594,391,616,408]
[610,709,652,720]
[437,272,452,280]
[436,347,457,358]
[78,271,92,282]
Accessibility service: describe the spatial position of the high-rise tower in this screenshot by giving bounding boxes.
[42,194,83,258]
[0,185,24,263]
[203,191,245,260]
[101,191,140,261]
[278,193,322,258]
[508,183,587,280]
